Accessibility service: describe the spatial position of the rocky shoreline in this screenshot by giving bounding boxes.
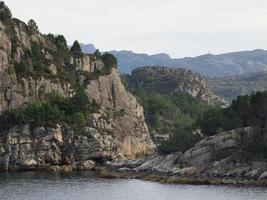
[95,158,267,187]
[1,124,266,187]
[1,163,267,187]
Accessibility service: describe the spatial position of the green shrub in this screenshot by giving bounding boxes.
[14,61,28,76]
[102,53,117,68]
[0,91,100,131]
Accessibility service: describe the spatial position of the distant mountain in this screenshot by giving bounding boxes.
[111,49,267,77]
[110,50,172,74]
[206,71,267,101]
[80,43,96,54]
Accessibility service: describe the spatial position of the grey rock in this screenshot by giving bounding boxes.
[259,171,267,180]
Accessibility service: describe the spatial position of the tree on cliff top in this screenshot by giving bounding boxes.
[28,19,39,34]
[70,40,82,55]
[0,1,12,20]
[102,53,117,68]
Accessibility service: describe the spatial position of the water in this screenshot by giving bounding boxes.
[0,172,266,200]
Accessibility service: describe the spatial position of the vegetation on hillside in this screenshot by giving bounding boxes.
[1,1,117,83]
[122,75,212,154]
[0,2,120,132]
[197,91,267,160]
[2,15,117,87]
[0,90,100,131]
[123,73,267,158]
[197,92,267,136]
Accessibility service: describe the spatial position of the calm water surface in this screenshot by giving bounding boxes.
[0,172,266,200]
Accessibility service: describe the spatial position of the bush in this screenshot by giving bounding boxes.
[102,53,117,68]
[14,61,28,76]
[0,1,12,20]
[28,19,39,34]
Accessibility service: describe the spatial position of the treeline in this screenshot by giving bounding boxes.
[197,91,267,136]
[196,91,267,160]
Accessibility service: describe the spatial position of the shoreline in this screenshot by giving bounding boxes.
[96,167,267,187]
[1,164,267,187]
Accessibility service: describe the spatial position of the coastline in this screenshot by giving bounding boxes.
[2,165,266,187]
[95,167,267,187]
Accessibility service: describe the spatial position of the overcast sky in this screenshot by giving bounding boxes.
[5,0,267,58]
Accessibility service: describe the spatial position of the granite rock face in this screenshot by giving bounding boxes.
[85,68,155,159]
[0,124,132,171]
[70,54,104,72]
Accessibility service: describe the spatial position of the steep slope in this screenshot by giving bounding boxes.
[110,49,267,77]
[85,68,154,158]
[0,14,154,171]
[206,71,267,101]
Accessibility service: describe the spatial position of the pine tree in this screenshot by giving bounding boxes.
[70,40,82,55]
[0,1,12,20]
[28,19,39,34]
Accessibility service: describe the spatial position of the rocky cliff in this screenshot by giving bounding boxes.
[0,123,143,171]
[0,17,154,171]
[129,66,227,106]
[85,68,154,158]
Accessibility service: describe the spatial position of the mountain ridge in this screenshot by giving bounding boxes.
[111,49,267,77]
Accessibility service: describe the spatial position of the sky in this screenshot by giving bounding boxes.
[5,0,267,58]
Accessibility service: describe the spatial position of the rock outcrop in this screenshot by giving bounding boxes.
[0,122,153,171]
[130,66,228,106]
[106,127,267,181]
[0,124,107,171]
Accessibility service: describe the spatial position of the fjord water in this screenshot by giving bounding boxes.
[0,172,266,200]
